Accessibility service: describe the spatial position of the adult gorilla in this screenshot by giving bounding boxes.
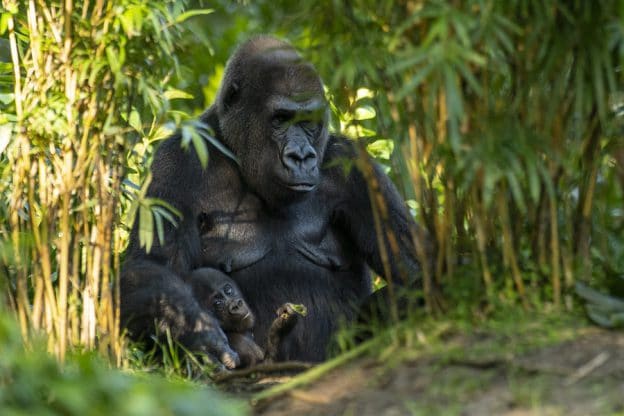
[120,36,431,368]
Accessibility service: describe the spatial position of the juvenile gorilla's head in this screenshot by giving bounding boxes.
[208,36,330,205]
[187,268,255,333]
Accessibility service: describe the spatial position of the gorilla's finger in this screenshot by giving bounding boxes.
[198,328,241,369]
[220,348,240,370]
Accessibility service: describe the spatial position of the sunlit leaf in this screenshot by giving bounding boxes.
[174,9,215,24]
[139,203,154,253]
[193,121,240,166]
[128,109,142,134]
[164,89,194,100]
[189,126,209,169]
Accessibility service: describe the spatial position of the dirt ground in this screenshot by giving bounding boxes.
[219,323,624,416]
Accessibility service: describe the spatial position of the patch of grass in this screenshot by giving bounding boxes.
[507,372,551,409]
[124,331,221,383]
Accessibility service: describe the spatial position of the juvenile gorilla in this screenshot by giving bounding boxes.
[120,36,431,367]
[186,268,264,367]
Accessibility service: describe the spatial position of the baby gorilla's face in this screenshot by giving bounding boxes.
[208,279,255,332]
[188,268,255,333]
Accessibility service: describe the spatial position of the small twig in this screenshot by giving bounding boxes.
[563,352,609,386]
[212,361,314,383]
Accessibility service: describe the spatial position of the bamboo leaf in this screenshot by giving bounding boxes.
[128,109,142,134]
[139,203,154,253]
[0,13,9,35]
[152,203,180,228]
[396,63,436,100]
[388,49,430,74]
[189,127,209,169]
[164,89,194,100]
[154,209,165,248]
[194,121,240,166]
[506,171,527,214]
[174,9,215,24]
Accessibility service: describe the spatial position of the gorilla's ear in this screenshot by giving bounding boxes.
[222,81,240,111]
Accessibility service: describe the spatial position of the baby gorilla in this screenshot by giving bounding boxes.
[186,268,265,367]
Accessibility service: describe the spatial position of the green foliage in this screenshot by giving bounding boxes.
[0,312,247,416]
[0,0,221,362]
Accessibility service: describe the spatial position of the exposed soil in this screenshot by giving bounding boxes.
[219,325,624,415]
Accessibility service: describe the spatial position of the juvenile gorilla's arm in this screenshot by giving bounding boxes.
[227,333,265,367]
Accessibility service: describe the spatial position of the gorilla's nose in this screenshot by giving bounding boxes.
[283,143,317,171]
[229,299,243,314]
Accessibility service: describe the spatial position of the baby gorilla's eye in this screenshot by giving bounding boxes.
[213,296,224,309]
[223,284,233,296]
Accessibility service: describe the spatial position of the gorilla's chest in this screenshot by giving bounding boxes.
[197,192,351,274]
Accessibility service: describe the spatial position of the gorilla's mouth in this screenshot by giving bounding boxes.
[286,182,317,192]
[241,312,255,330]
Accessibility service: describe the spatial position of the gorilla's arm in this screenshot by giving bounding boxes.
[120,261,239,368]
[121,137,239,368]
[124,136,202,274]
[330,138,432,286]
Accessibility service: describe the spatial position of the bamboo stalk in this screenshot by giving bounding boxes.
[6,12,22,118]
[548,192,561,307]
[356,145,399,323]
[472,189,493,295]
[497,190,528,309]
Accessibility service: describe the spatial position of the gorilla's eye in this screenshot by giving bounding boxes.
[213,296,224,309]
[272,110,294,125]
[223,284,233,296]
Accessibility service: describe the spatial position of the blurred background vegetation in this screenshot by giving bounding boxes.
[0,0,623,413]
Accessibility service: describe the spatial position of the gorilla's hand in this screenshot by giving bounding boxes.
[183,310,241,369]
[227,332,265,367]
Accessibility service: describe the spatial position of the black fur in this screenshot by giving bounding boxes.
[120,36,431,366]
[186,268,264,367]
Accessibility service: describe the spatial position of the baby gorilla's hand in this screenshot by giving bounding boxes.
[228,333,265,367]
[219,348,241,370]
[184,310,241,369]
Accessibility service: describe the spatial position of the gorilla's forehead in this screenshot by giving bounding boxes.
[260,61,324,98]
[254,47,301,64]
[243,47,320,87]
[190,268,237,291]
[267,95,326,114]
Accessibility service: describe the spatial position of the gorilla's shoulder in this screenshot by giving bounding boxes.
[324,134,357,162]
[151,133,202,175]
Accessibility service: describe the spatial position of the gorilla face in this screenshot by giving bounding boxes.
[268,95,326,193]
[208,279,255,333]
[214,36,330,205]
[187,268,255,333]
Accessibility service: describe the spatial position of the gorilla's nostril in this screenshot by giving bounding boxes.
[283,145,317,169]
